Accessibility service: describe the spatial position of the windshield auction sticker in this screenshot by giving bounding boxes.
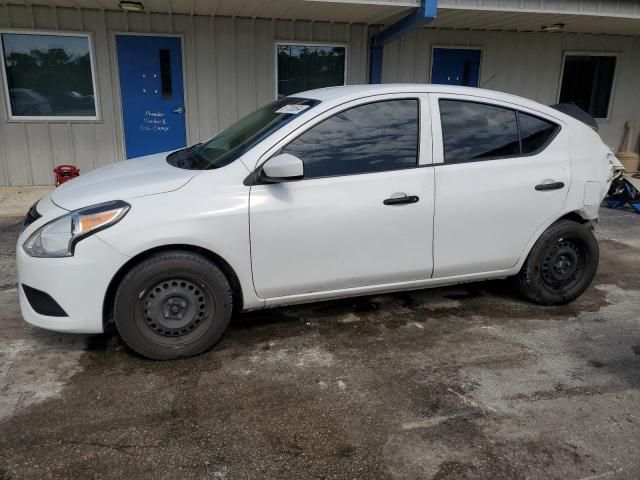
[275,105,311,115]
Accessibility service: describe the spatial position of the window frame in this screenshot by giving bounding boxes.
[274,41,348,100]
[0,28,101,122]
[249,93,430,184]
[433,96,561,165]
[517,110,561,156]
[279,97,421,180]
[556,51,619,122]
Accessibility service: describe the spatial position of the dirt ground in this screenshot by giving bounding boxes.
[1,207,639,480]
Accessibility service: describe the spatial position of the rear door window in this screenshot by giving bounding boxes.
[439,100,519,163]
[439,99,559,163]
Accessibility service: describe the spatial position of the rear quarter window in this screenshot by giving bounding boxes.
[518,112,560,154]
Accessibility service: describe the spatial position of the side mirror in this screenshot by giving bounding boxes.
[260,153,304,183]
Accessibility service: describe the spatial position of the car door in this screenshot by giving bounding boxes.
[429,94,571,278]
[249,94,435,299]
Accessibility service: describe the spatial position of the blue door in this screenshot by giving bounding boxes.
[116,35,187,159]
[431,48,481,87]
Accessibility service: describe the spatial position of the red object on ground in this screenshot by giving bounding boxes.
[53,165,80,187]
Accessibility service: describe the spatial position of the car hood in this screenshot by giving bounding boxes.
[50,151,198,211]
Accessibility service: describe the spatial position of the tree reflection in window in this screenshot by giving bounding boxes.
[277,44,345,98]
[283,99,419,178]
[2,33,96,117]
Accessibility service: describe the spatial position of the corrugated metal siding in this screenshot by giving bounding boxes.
[1,0,417,23]
[438,0,640,18]
[382,28,640,150]
[1,4,640,185]
[0,5,368,185]
[430,9,640,35]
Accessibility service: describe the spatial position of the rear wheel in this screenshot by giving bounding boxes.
[114,251,233,360]
[516,220,599,305]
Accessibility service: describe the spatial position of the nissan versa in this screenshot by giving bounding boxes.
[17,85,619,359]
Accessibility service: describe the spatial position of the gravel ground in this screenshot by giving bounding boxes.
[0,207,639,480]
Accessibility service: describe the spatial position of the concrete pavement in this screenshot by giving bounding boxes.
[0,207,639,479]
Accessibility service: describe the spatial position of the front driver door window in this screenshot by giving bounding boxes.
[282,100,419,177]
[249,96,436,299]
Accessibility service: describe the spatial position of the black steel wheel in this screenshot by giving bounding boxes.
[516,220,599,305]
[114,251,233,360]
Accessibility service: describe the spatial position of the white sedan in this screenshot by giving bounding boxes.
[17,85,618,359]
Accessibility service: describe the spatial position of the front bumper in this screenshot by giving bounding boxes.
[17,223,130,334]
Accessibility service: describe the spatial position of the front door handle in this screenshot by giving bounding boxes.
[535,181,565,191]
[383,194,420,206]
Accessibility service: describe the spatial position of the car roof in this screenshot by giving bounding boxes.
[295,84,518,102]
[294,84,574,125]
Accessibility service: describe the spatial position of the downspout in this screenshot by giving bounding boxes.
[369,0,437,84]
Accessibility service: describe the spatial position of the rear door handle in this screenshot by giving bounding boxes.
[535,181,565,191]
[383,194,420,205]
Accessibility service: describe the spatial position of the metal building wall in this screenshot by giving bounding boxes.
[1,4,640,186]
[381,27,640,150]
[0,5,368,186]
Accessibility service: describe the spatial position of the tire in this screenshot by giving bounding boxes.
[516,220,599,305]
[114,251,233,360]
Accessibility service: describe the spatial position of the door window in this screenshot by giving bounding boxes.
[439,100,519,163]
[439,100,559,163]
[282,99,419,178]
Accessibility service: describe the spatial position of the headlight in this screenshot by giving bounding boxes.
[23,200,130,258]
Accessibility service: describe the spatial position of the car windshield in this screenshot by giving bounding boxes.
[167,97,320,170]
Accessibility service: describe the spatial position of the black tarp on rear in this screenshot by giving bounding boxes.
[550,103,598,132]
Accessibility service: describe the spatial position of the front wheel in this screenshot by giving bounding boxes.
[516,220,599,305]
[114,251,233,360]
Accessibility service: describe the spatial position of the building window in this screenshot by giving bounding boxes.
[276,43,346,99]
[559,54,617,119]
[1,32,98,120]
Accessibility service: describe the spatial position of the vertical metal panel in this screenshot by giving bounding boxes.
[4,124,31,184]
[171,13,198,144]
[236,18,257,118]
[125,12,151,33]
[48,123,74,169]
[214,16,238,132]
[88,9,119,168]
[254,19,275,107]
[192,15,218,139]
[348,23,368,83]
[25,123,53,185]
